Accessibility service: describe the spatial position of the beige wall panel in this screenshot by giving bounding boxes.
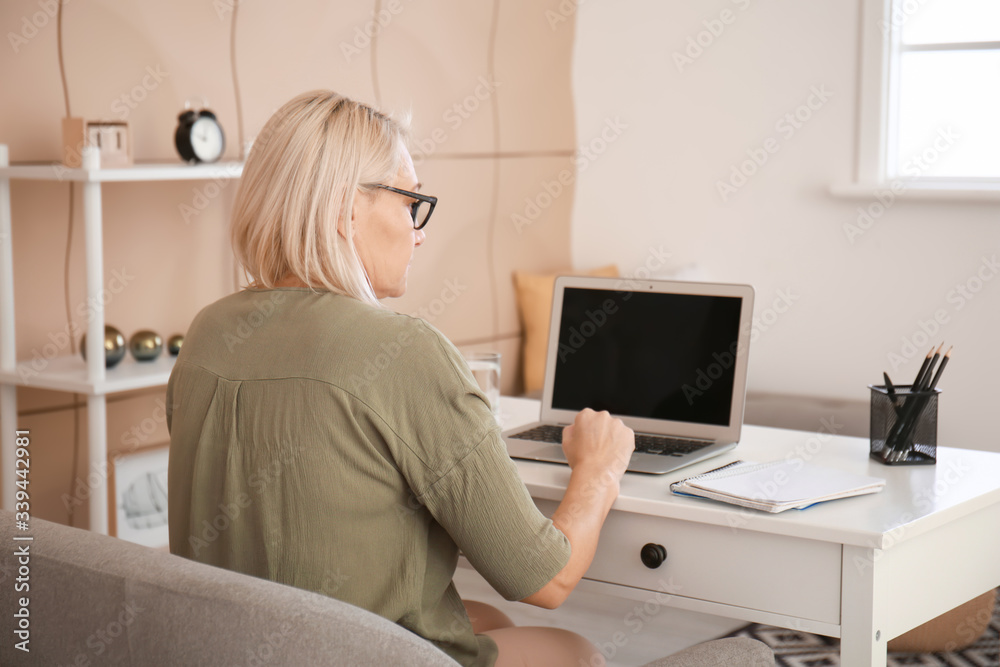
[494,0,577,153]
[492,156,577,334]
[0,2,68,159]
[376,1,495,156]
[9,181,78,362]
[234,0,379,144]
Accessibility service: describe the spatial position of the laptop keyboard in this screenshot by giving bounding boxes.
[511,425,711,457]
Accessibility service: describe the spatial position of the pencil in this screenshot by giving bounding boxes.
[918,343,945,392]
[927,346,952,390]
[911,347,934,392]
[883,372,896,398]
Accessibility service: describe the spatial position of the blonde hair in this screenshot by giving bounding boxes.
[231,90,409,305]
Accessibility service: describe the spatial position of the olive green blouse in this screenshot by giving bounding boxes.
[166,288,571,666]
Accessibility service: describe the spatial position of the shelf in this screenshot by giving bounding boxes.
[0,161,243,183]
[0,353,177,395]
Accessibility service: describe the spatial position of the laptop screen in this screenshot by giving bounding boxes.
[550,287,744,427]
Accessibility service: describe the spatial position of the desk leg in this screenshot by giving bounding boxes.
[841,544,889,667]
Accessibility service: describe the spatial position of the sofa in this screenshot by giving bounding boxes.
[0,511,772,666]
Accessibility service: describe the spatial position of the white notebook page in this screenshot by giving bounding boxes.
[688,459,884,503]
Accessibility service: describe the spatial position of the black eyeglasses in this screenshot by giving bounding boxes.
[373,184,438,230]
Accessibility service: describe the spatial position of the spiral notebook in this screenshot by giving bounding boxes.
[670,459,886,513]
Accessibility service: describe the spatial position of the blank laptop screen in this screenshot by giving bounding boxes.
[551,287,744,427]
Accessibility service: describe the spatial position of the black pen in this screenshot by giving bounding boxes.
[883,371,903,417]
[883,371,896,400]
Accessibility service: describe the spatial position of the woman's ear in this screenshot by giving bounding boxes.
[337,211,352,240]
[341,190,370,239]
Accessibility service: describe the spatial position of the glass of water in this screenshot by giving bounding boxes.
[464,351,502,425]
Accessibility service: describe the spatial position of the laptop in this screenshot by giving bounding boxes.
[503,276,755,474]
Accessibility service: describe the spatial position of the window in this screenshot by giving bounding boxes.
[856,0,1000,187]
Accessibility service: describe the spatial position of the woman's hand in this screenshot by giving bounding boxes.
[561,408,635,483]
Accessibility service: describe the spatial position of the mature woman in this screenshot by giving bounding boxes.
[167,90,634,667]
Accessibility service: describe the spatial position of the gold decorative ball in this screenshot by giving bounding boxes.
[129,330,163,362]
[167,334,184,356]
[80,326,127,368]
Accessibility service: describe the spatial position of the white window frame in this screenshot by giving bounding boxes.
[837,0,1000,200]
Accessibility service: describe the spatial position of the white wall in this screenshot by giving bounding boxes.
[571,0,1000,451]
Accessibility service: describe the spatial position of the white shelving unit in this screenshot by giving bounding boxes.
[0,144,242,534]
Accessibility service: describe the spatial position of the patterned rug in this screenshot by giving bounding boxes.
[724,591,999,666]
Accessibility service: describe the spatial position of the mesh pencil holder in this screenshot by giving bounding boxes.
[869,385,938,465]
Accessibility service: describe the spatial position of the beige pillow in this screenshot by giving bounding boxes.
[513,265,618,395]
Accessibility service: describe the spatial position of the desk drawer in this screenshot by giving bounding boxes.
[535,500,842,625]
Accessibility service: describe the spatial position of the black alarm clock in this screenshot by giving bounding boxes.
[175,108,225,163]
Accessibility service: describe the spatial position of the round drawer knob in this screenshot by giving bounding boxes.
[640,543,667,569]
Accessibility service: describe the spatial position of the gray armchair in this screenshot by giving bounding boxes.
[0,512,771,666]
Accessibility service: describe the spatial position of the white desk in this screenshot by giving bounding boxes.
[499,396,1000,667]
